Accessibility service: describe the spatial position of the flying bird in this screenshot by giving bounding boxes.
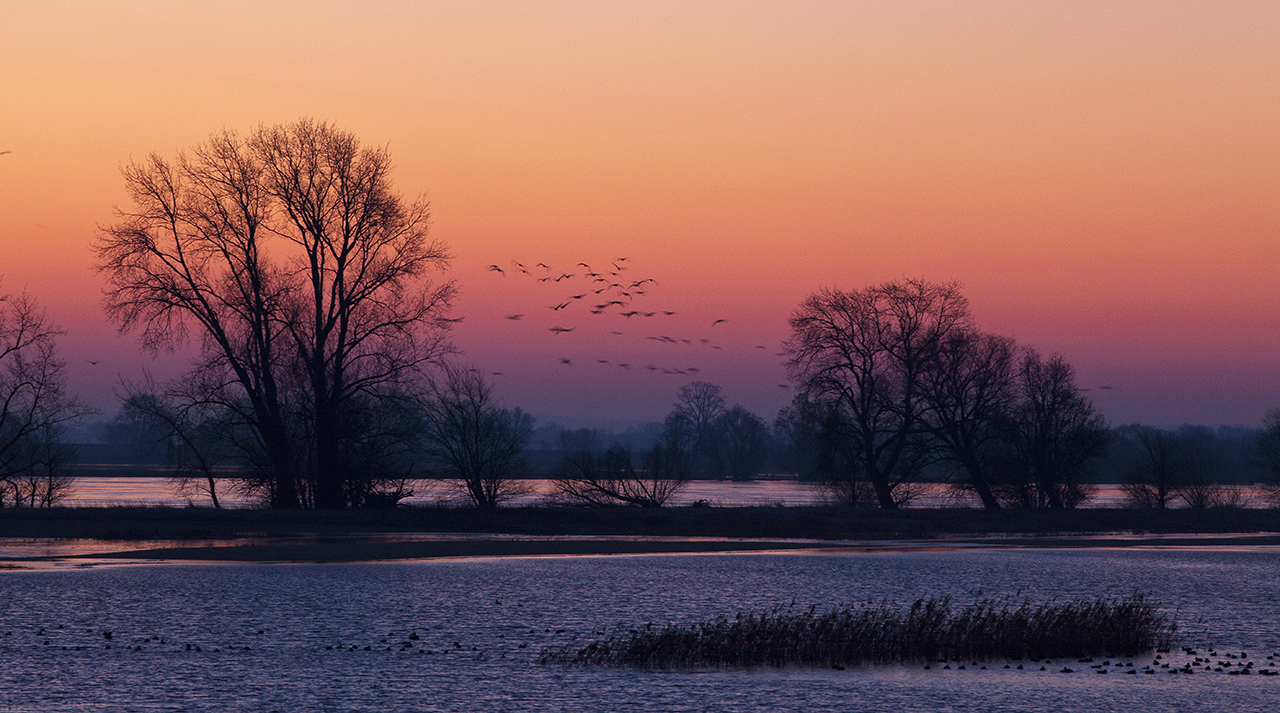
[559,357,573,366]
[492,372,505,377]
[711,319,727,327]
[548,326,575,334]
[487,264,505,275]
[505,314,524,320]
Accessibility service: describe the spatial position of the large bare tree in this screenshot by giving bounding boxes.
[785,279,970,508]
[97,120,455,508]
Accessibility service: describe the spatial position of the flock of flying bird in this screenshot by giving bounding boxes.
[485,257,788,386]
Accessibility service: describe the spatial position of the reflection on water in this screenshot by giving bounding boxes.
[60,477,1269,509]
[1,549,1278,711]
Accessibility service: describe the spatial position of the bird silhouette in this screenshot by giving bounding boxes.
[548,326,575,334]
[487,265,505,275]
[712,319,727,326]
[559,357,573,366]
[505,314,524,320]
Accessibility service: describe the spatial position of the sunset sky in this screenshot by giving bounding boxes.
[2,1,1278,430]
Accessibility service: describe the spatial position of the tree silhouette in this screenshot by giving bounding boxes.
[0,287,89,507]
[419,365,534,509]
[785,279,970,508]
[96,120,455,508]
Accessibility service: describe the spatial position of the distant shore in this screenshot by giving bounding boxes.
[2,506,1279,564]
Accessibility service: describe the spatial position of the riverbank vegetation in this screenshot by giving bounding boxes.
[541,595,1176,668]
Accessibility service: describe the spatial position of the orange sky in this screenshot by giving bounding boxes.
[2,1,1279,428]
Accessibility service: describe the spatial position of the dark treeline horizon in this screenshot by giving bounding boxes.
[63,411,1271,487]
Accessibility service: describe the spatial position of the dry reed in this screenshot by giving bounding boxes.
[542,595,1175,669]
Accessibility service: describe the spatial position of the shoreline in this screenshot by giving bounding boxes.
[2,505,1280,564]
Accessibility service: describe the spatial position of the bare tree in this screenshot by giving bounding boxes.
[549,440,687,507]
[1255,409,1280,506]
[1175,426,1247,509]
[920,330,1017,509]
[673,381,725,474]
[998,349,1108,509]
[713,405,769,481]
[419,366,534,509]
[785,279,970,508]
[117,377,233,508]
[1118,425,1184,509]
[96,120,455,508]
[0,287,89,507]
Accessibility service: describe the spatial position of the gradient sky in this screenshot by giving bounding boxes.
[2,1,1279,429]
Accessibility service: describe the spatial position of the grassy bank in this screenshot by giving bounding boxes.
[542,595,1176,669]
[2,505,1279,541]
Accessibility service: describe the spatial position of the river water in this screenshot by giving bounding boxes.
[1,547,1278,711]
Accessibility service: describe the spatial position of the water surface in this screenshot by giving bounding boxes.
[2,548,1278,711]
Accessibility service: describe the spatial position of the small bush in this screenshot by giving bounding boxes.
[542,595,1175,669]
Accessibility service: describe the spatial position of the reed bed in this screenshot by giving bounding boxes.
[542,595,1175,669]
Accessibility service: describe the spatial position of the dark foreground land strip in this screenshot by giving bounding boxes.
[3,506,1280,542]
